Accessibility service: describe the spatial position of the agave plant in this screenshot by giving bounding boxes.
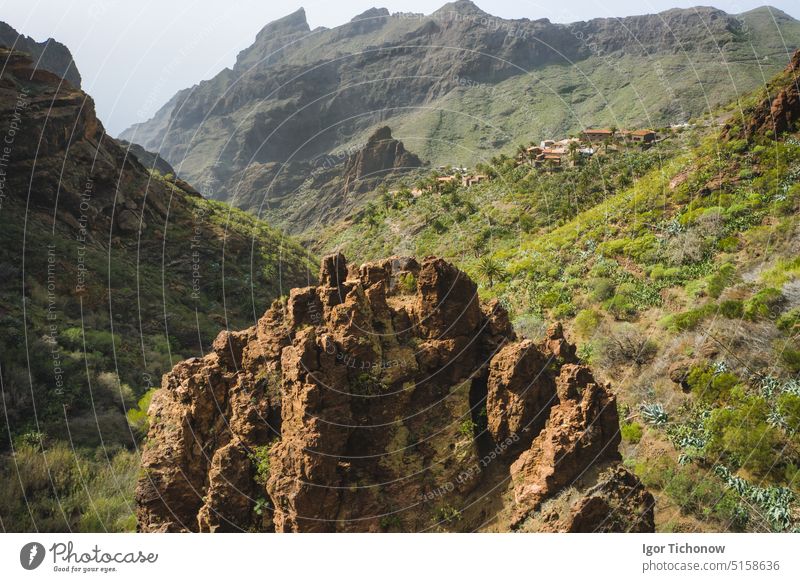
[640,402,669,426]
[714,465,796,531]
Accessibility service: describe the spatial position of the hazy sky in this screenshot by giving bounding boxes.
[2,0,799,135]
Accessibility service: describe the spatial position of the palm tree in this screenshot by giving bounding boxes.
[476,255,505,288]
[568,141,580,165]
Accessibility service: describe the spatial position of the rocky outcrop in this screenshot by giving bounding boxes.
[509,364,622,525]
[116,139,178,177]
[523,465,655,533]
[342,127,423,193]
[730,49,800,139]
[136,253,653,532]
[0,21,81,87]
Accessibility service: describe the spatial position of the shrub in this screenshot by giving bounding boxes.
[719,300,744,319]
[0,443,137,532]
[777,393,800,432]
[743,287,784,320]
[458,418,477,439]
[250,443,275,486]
[574,309,601,337]
[125,388,156,436]
[631,455,744,528]
[705,396,783,477]
[434,505,462,524]
[512,313,546,340]
[604,293,637,320]
[686,364,740,404]
[552,302,575,318]
[706,263,736,298]
[781,345,800,373]
[777,307,800,334]
[621,421,644,443]
[398,272,417,294]
[601,324,658,366]
[589,278,615,302]
[660,304,715,332]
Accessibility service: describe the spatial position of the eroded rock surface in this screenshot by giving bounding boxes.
[137,254,653,532]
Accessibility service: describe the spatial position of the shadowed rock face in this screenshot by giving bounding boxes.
[136,253,653,532]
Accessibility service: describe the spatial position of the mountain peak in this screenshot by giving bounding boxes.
[0,20,81,87]
[351,7,390,22]
[234,8,311,70]
[367,125,394,142]
[254,7,309,41]
[433,0,488,18]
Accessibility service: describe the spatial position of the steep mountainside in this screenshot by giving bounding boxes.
[0,21,81,87]
[0,48,314,531]
[323,51,800,532]
[137,253,654,532]
[120,3,800,231]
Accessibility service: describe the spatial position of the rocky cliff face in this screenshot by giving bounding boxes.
[0,21,81,88]
[119,2,800,232]
[137,253,653,532]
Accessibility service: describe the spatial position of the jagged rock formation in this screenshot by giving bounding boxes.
[136,253,653,532]
[0,21,81,87]
[119,3,800,231]
[342,126,423,193]
[731,48,800,138]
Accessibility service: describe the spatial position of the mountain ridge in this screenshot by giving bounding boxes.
[119,3,800,234]
[0,21,81,87]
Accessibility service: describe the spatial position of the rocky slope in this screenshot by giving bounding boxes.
[0,21,81,87]
[119,3,800,231]
[137,253,653,532]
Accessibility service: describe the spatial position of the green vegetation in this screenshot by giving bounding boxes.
[126,388,156,437]
[433,504,462,524]
[249,443,275,486]
[0,438,138,532]
[620,421,644,444]
[458,418,477,439]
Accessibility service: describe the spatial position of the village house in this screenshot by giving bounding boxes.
[462,174,488,187]
[534,150,564,169]
[625,129,657,144]
[580,128,616,143]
